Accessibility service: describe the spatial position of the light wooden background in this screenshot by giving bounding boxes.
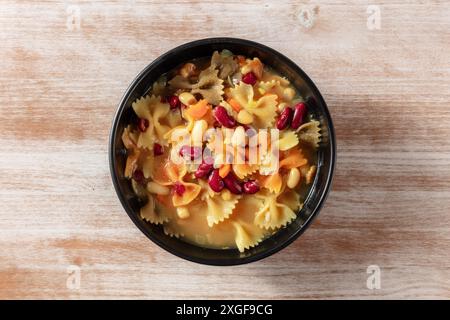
[0,0,449,299]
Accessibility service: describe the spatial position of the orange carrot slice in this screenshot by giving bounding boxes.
[250,58,264,79]
[237,55,246,66]
[280,149,308,169]
[186,99,210,119]
[227,98,241,112]
[219,164,231,178]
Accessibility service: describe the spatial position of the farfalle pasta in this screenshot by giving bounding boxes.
[228,83,278,128]
[122,50,321,252]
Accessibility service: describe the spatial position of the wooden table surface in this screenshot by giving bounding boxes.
[1,0,449,300]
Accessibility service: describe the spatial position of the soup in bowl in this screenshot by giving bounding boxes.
[109,38,335,265]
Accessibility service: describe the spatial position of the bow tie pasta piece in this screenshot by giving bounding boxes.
[211,50,239,79]
[240,57,264,79]
[169,66,224,105]
[151,105,171,143]
[191,67,224,105]
[167,161,187,182]
[296,120,321,149]
[228,196,269,252]
[249,95,278,128]
[228,83,277,128]
[140,195,170,225]
[233,221,265,252]
[166,108,183,128]
[132,95,176,148]
[278,189,302,212]
[278,130,299,151]
[257,80,285,100]
[122,125,139,149]
[261,73,290,87]
[122,126,143,178]
[132,95,153,119]
[151,76,167,97]
[196,179,240,226]
[167,75,192,90]
[172,182,202,207]
[227,83,253,112]
[131,96,154,148]
[257,78,298,103]
[164,224,184,238]
[141,154,155,179]
[232,163,258,180]
[205,193,241,227]
[254,192,297,230]
[148,160,201,207]
[197,179,216,201]
[146,194,183,237]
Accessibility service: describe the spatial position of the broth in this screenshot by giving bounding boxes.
[122,50,320,252]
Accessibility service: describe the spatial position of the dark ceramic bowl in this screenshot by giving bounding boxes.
[109,38,336,266]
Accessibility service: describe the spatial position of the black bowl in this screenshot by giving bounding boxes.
[109,38,336,266]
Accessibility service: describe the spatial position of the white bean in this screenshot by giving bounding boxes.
[277,102,288,112]
[287,168,301,189]
[231,126,246,147]
[192,120,207,145]
[178,92,197,106]
[283,87,296,101]
[146,181,170,195]
[177,207,190,219]
[237,109,254,124]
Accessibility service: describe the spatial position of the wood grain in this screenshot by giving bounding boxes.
[1,0,449,299]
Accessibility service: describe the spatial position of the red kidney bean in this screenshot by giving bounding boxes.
[179,145,202,160]
[194,162,214,179]
[214,106,236,128]
[173,182,186,196]
[153,143,163,156]
[276,106,293,130]
[291,102,307,130]
[223,172,243,195]
[138,118,149,132]
[242,72,257,85]
[168,95,181,109]
[132,169,145,185]
[208,169,225,192]
[243,180,260,194]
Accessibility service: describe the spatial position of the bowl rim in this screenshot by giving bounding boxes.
[109,37,336,266]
